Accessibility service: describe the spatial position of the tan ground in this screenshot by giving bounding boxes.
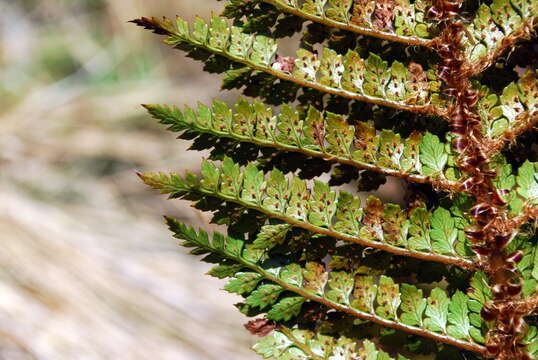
[0,0,255,358]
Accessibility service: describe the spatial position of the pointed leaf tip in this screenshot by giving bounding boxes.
[129,17,172,36]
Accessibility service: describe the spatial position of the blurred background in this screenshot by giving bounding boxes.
[0,0,256,359]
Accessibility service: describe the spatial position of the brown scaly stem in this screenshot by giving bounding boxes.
[430,2,536,357]
[511,204,538,229]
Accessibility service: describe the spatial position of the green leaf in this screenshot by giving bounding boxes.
[241,163,265,205]
[192,16,209,44]
[146,158,474,274]
[386,61,407,101]
[330,337,359,359]
[447,291,472,340]
[303,262,328,296]
[430,208,458,255]
[200,159,220,191]
[286,177,310,222]
[517,161,538,203]
[493,163,515,190]
[326,0,353,22]
[136,15,446,116]
[375,276,401,320]
[325,112,354,157]
[333,190,363,236]
[175,17,190,38]
[407,207,431,251]
[250,35,278,66]
[254,102,277,140]
[209,15,230,50]
[293,49,320,82]
[253,331,293,358]
[325,271,354,305]
[378,130,403,169]
[224,272,263,295]
[263,169,289,213]
[168,219,486,352]
[308,180,337,228]
[351,275,376,313]
[302,0,327,16]
[363,53,390,97]
[206,263,243,279]
[254,330,406,360]
[229,27,254,58]
[211,100,233,133]
[400,284,426,327]
[342,50,365,93]
[246,284,284,309]
[280,347,309,360]
[277,104,303,146]
[267,296,305,321]
[252,224,292,250]
[401,132,422,174]
[220,156,242,197]
[420,133,448,175]
[319,48,344,88]
[381,203,408,246]
[302,106,324,150]
[424,288,450,333]
[468,271,492,305]
[532,245,538,281]
[280,263,304,287]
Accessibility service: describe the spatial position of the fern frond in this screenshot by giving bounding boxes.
[167,218,488,354]
[254,327,408,360]
[133,0,538,357]
[260,0,434,46]
[463,0,538,75]
[492,161,538,216]
[131,15,446,115]
[140,158,478,268]
[143,101,462,190]
[479,71,538,156]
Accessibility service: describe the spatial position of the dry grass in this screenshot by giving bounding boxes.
[0,0,255,358]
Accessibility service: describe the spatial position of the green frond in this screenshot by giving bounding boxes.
[254,327,409,360]
[131,15,446,115]
[260,0,433,46]
[463,0,538,74]
[144,101,462,189]
[133,0,538,357]
[166,218,488,353]
[140,157,478,268]
[492,161,538,215]
[478,71,538,155]
[516,161,538,208]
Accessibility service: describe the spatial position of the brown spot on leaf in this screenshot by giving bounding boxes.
[272,55,296,73]
[373,0,396,31]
